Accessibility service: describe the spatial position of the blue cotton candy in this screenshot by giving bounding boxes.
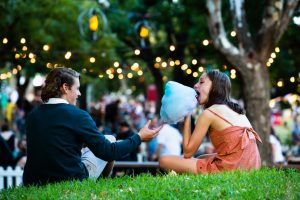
[160,81,198,124]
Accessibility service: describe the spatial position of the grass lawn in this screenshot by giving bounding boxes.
[1,168,299,199]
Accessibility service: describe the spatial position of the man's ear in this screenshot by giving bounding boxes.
[61,83,69,94]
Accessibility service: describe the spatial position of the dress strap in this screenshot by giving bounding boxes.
[206,108,234,126]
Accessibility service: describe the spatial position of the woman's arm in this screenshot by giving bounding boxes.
[183,110,213,158]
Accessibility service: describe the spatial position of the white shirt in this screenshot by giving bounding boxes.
[157,124,182,156]
[46,98,69,104]
[269,135,285,163]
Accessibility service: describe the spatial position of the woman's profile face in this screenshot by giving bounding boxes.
[194,73,212,105]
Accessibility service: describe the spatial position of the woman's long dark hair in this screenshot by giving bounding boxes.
[41,67,80,103]
[203,70,244,114]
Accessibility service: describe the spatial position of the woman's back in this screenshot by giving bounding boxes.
[208,104,252,131]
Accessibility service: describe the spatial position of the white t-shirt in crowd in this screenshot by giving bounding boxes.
[269,135,285,163]
[157,124,182,156]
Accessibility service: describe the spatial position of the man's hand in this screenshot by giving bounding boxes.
[138,120,163,142]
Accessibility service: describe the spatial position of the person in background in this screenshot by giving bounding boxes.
[23,67,162,186]
[159,70,262,174]
[116,121,139,161]
[146,115,159,161]
[151,124,182,161]
[269,127,285,164]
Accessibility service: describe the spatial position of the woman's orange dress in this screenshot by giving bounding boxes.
[196,109,263,173]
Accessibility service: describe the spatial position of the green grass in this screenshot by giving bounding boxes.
[1,168,299,199]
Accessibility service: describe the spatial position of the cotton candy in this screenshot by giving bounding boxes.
[160,81,198,124]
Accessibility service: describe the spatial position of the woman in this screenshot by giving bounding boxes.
[159,70,262,174]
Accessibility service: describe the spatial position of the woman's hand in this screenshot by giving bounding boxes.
[138,120,163,142]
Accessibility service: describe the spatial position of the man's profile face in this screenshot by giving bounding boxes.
[65,77,81,105]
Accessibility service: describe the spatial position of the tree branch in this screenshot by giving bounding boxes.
[229,0,254,55]
[206,0,240,57]
[257,0,298,58]
[275,0,299,43]
[206,0,252,74]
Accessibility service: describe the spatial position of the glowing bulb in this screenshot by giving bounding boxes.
[192,59,197,65]
[270,53,276,59]
[155,57,161,62]
[134,49,140,55]
[169,45,175,51]
[202,39,209,46]
[114,62,119,67]
[20,38,26,44]
[127,73,133,78]
[2,38,8,44]
[290,77,295,82]
[43,44,50,51]
[65,51,72,59]
[230,31,236,37]
[89,57,96,63]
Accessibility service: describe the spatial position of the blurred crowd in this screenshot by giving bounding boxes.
[0,85,299,170]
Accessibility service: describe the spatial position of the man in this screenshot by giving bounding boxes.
[23,68,162,186]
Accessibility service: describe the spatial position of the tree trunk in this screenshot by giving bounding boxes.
[205,0,298,165]
[241,62,272,165]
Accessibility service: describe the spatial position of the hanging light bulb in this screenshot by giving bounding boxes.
[139,25,149,38]
[89,10,99,32]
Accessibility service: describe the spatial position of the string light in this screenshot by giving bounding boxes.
[268,58,274,63]
[277,80,283,87]
[155,57,161,62]
[108,74,114,79]
[290,77,295,83]
[127,73,133,78]
[28,53,35,59]
[43,44,50,51]
[65,51,72,59]
[30,58,36,63]
[154,63,160,68]
[198,66,204,72]
[175,60,180,65]
[275,47,280,53]
[137,70,143,76]
[186,69,192,74]
[20,38,26,44]
[22,46,28,51]
[134,49,140,55]
[117,68,122,73]
[181,64,188,70]
[230,31,236,37]
[192,59,197,65]
[2,38,8,44]
[89,57,96,63]
[118,74,124,79]
[169,45,175,51]
[202,39,209,46]
[193,72,199,77]
[161,62,167,68]
[169,61,175,66]
[270,53,276,59]
[113,61,119,67]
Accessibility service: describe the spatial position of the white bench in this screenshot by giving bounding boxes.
[0,166,23,190]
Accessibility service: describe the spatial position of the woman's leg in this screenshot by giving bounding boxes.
[159,155,198,174]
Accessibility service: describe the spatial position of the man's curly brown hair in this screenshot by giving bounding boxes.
[41,67,80,103]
